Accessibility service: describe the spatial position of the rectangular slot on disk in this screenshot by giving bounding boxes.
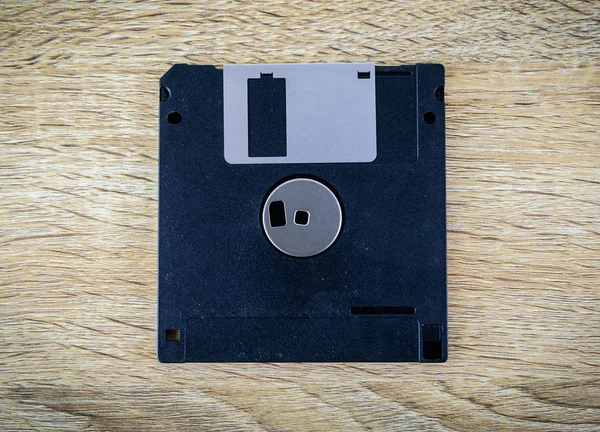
[351,306,415,315]
[247,73,287,157]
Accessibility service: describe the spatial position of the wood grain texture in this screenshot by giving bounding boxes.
[1,1,599,430]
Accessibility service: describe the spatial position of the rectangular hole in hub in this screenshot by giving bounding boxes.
[357,71,371,79]
[351,306,415,315]
[269,200,286,227]
[166,329,180,342]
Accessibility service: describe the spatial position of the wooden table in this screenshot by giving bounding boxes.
[2,1,599,430]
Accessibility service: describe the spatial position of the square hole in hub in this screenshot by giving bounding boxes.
[294,210,310,226]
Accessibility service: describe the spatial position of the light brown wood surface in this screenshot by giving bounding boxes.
[1,1,599,430]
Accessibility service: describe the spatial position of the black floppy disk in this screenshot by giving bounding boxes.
[158,63,447,362]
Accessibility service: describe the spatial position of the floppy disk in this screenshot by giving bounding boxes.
[158,63,446,362]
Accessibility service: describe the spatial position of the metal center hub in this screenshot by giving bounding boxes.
[261,177,343,258]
